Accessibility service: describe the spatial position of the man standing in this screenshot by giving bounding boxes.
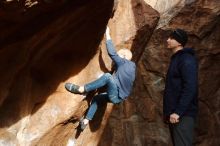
[163,29,198,146]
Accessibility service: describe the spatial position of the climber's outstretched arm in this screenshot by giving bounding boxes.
[105,27,124,66]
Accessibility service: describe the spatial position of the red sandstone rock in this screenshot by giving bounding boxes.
[100,0,220,146]
[0,0,219,146]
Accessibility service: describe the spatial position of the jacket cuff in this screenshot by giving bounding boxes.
[174,109,183,117]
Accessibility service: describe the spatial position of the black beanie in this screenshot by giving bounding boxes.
[170,29,188,47]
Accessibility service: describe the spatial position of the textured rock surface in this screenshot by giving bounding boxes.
[0,0,158,145]
[0,0,115,145]
[0,0,220,146]
[99,0,220,146]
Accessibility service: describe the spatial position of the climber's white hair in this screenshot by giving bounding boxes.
[117,48,133,60]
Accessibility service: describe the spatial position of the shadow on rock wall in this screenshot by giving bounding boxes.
[0,0,114,129]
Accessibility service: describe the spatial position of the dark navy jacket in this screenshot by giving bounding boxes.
[163,48,198,118]
[106,40,136,99]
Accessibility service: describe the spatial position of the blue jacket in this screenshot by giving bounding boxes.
[163,48,198,118]
[106,40,136,99]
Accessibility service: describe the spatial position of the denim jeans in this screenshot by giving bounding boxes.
[84,73,123,120]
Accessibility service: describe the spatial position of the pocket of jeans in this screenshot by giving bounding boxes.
[109,95,120,104]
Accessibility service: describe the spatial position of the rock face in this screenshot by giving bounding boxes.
[0,0,116,145]
[0,0,219,146]
[0,0,158,145]
[99,0,220,146]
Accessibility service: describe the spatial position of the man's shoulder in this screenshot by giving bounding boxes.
[180,48,196,58]
[180,52,196,61]
[177,53,197,69]
[124,60,136,67]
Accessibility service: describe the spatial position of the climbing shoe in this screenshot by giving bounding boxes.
[65,83,82,94]
[79,118,88,131]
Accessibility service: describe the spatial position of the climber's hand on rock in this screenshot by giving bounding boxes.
[105,26,111,40]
